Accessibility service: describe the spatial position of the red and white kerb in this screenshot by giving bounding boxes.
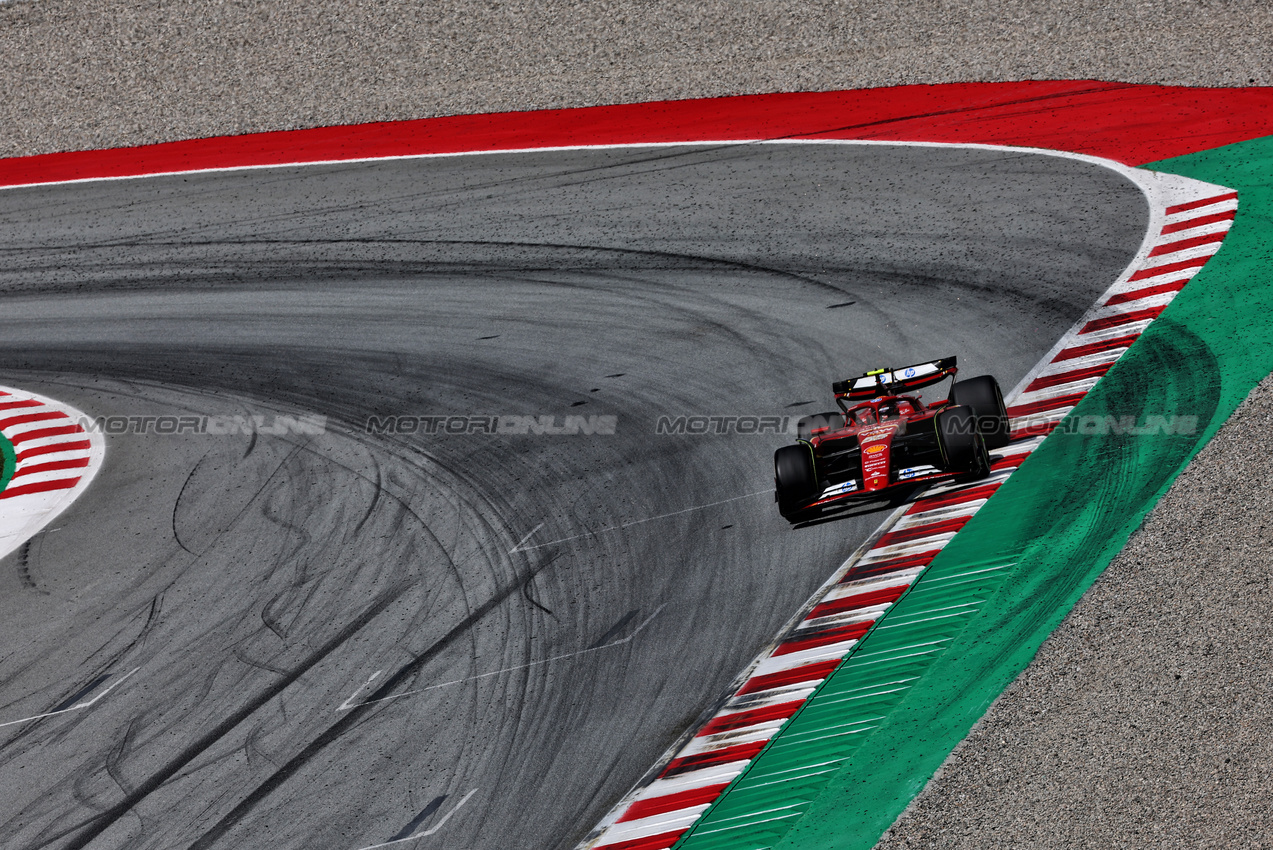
[580,179,1238,850]
[0,386,104,558]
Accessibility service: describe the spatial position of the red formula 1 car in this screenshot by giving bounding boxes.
[773,357,1009,521]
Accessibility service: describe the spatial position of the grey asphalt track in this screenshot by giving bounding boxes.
[0,142,1146,849]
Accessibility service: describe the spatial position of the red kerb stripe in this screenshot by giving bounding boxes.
[660,740,769,776]
[1025,362,1113,392]
[735,658,842,697]
[846,550,941,581]
[697,700,806,738]
[990,454,1029,472]
[877,516,970,547]
[1007,392,1087,418]
[775,620,874,657]
[1104,278,1189,307]
[1080,305,1166,335]
[15,439,92,463]
[1161,209,1235,235]
[1165,191,1237,215]
[1148,230,1226,257]
[1128,254,1209,281]
[907,482,1001,514]
[9,425,82,445]
[593,828,689,850]
[13,457,90,478]
[0,477,80,499]
[811,584,909,620]
[618,783,732,824]
[1052,334,1139,362]
[0,410,65,430]
[0,399,44,411]
[1009,420,1060,441]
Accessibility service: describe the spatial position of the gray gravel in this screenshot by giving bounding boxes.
[1,1,1272,159]
[2,2,1273,847]
[877,375,1273,849]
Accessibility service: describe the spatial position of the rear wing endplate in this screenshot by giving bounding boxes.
[832,356,957,401]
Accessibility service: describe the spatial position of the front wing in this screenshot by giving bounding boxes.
[804,464,956,511]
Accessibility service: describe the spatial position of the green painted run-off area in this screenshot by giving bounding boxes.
[675,135,1273,850]
[0,431,14,494]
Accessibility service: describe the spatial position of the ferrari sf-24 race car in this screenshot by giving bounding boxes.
[774,357,1009,521]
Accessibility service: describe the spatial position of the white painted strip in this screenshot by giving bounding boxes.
[0,492,71,521]
[823,572,921,600]
[1126,259,1212,285]
[1163,197,1238,223]
[1102,265,1203,299]
[702,697,799,732]
[337,670,383,712]
[748,642,861,678]
[0,137,1237,199]
[0,667,140,729]
[353,789,479,850]
[1084,289,1180,320]
[913,469,1010,500]
[681,721,785,753]
[895,500,986,526]
[2,416,76,440]
[12,463,89,483]
[883,530,961,548]
[1012,377,1104,407]
[1138,241,1225,268]
[1101,286,1185,311]
[721,684,820,711]
[1034,350,1124,377]
[12,447,91,469]
[834,566,927,594]
[702,703,800,734]
[798,608,891,633]
[1065,319,1155,344]
[630,764,747,799]
[1154,218,1234,241]
[10,432,92,456]
[1075,318,1156,341]
[510,490,771,553]
[8,476,83,492]
[0,410,60,428]
[592,806,709,847]
[340,605,665,710]
[855,537,956,564]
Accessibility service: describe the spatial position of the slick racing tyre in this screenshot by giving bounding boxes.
[936,405,991,478]
[796,411,844,441]
[774,443,819,520]
[950,374,1010,449]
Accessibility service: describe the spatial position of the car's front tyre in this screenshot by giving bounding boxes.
[950,374,1010,449]
[935,405,991,479]
[775,443,819,520]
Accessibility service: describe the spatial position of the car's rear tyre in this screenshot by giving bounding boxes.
[950,375,1009,449]
[796,411,844,441]
[775,443,819,520]
[936,405,990,478]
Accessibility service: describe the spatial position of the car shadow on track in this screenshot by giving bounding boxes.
[789,484,926,529]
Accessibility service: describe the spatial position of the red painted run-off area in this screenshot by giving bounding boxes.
[2,81,1272,187]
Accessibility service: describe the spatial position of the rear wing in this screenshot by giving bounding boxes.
[832,356,958,402]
